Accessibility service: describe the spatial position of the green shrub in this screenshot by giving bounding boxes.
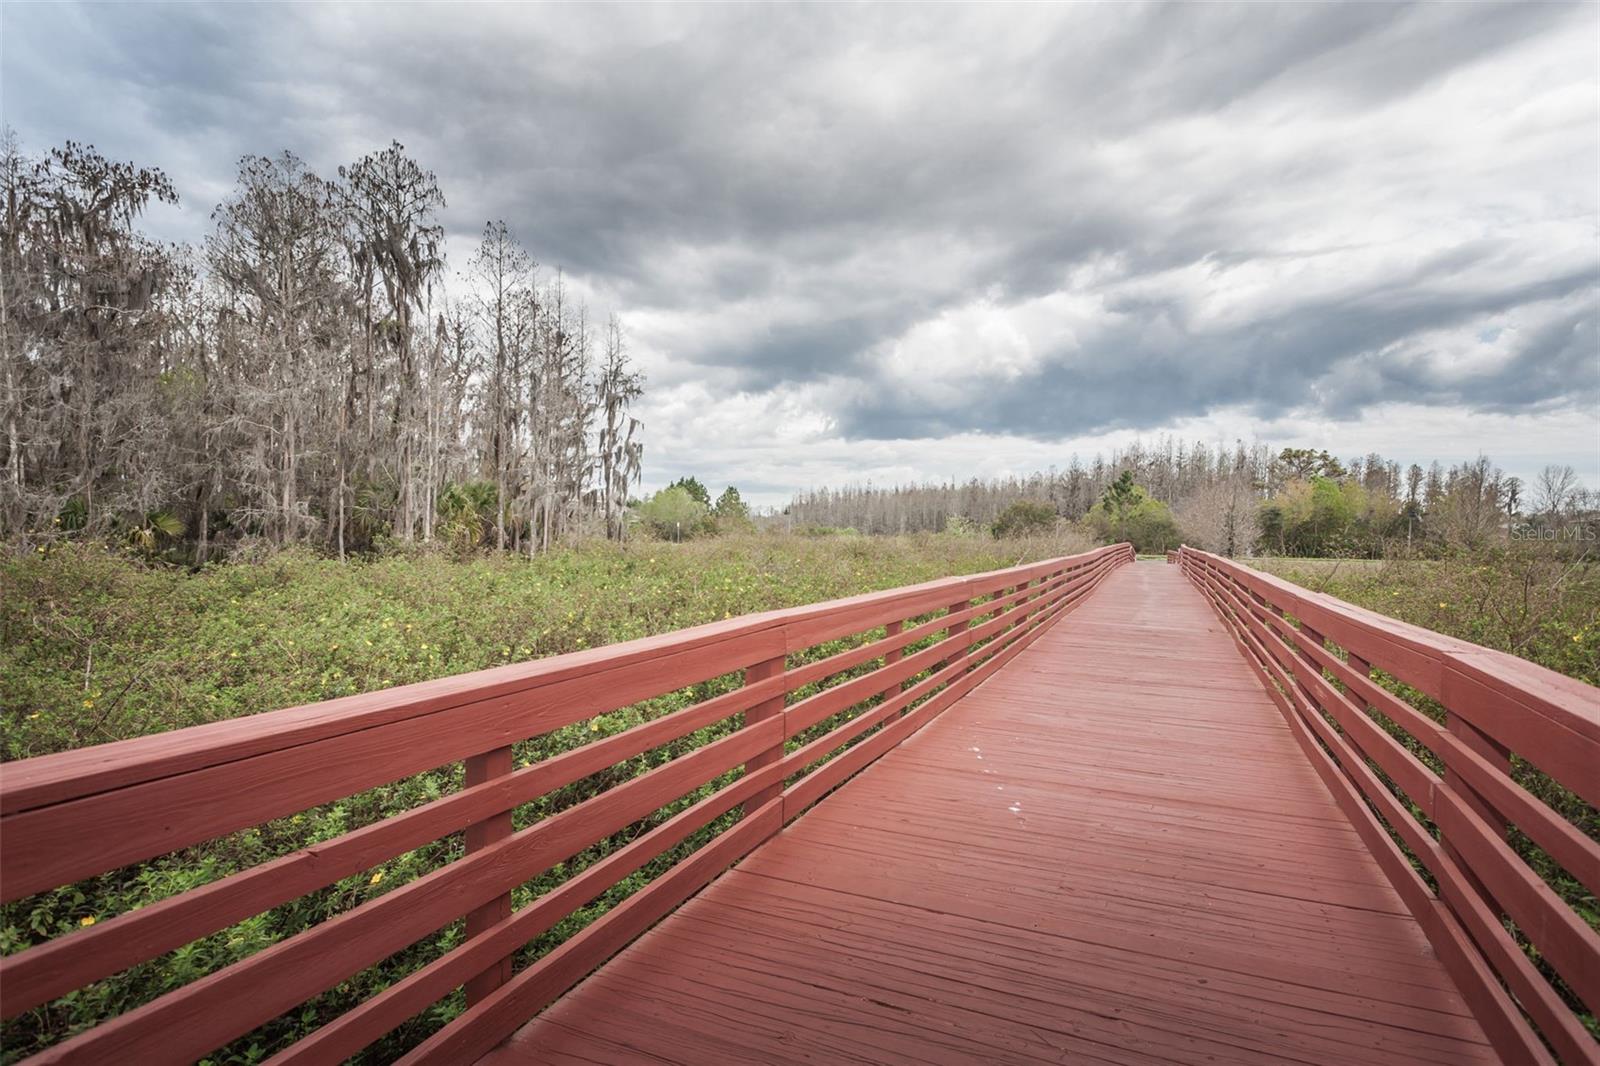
[1084,472,1180,553]
[635,486,707,540]
[991,501,1057,539]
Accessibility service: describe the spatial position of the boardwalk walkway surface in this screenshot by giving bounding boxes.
[483,563,1498,1065]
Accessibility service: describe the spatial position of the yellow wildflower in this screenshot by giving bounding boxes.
[80,916,96,927]
[369,870,384,885]
[82,699,94,709]
[589,721,600,732]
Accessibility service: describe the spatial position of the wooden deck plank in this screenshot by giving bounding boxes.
[480,562,1498,1065]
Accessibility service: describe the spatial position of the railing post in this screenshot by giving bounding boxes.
[943,595,971,674]
[1295,624,1324,670]
[462,745,515,1006]
[742,653,787,817]
[975,587,1006,651]
[1443,709,1511,914]
[881,620,904,711]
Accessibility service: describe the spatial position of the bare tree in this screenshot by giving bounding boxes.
[595,313,643,540]
[466,221,534,550]
[1534,464,1578,519]
[208,151,345,547]
[0,139,180,540]
[338,142,445,543]
[1174,477,1259,557]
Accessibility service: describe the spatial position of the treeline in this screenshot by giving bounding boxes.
[787,440,1279,538]
[1,135,643,560]
[786,439,1597,556]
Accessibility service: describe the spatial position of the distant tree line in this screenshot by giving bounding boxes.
[786,439,1597,557]
[1,134,644,560]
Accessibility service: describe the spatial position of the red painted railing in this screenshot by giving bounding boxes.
[1179,546,1600,1066]
[0,543,1133,1064]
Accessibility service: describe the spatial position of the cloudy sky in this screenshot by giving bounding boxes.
[4,2,1597,506]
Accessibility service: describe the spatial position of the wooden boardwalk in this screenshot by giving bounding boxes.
[485,562,1498,1065]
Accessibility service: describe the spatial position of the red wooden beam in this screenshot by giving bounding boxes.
[463,745,516,1006]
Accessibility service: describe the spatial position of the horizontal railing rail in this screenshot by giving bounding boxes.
[1178,546,1600,1066]
[0,543,1133,1064]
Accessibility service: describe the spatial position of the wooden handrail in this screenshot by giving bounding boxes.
[0,543,1134,1064]
[1178,546,1600,1066]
